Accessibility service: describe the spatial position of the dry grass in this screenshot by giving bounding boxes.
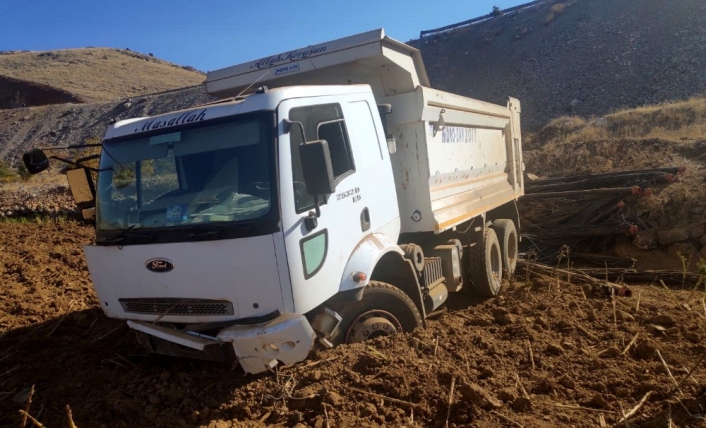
[0,48,205,103]
[524,96,706,177]
[545,1,576,24]
[607,97,706,140]
[538,96,706,145]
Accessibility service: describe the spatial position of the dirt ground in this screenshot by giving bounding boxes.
[1,222,706,427]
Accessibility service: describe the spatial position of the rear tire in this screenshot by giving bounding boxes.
[331,281,423,345]
[492,219,518,277]
[469,227,503,296]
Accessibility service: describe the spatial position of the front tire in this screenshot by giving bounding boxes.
[331,281,423,345]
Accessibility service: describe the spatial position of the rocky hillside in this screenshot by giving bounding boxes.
[0,86,213,166]
[0,48,205,108]
[410,0,706,129]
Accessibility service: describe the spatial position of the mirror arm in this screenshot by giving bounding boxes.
[76,153,100,167]
[313,195,321,218]
[304,196,322,232]
[47,155,108,173]
[37,143,103,150]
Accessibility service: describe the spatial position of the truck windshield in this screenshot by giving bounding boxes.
[96,116,274,235]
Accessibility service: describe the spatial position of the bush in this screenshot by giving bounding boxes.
[0,161,18,182]
[16,162,31,181]
[491,6,503,16]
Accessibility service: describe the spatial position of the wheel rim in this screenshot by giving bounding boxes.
[491,242,501,281]
[508,232,518,267]
[345,310,402,343]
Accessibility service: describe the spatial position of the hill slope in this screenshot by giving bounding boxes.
[0,85,213,164]
[0,48,205,107]
[411,0,706,129]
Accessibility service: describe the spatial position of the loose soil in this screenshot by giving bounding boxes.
[2,222,706,427]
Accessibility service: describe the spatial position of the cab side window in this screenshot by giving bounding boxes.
[290,103,354,212]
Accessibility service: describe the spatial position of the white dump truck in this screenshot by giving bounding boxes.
[24,29,523,374]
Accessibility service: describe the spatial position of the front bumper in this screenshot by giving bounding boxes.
[128,312,316,374]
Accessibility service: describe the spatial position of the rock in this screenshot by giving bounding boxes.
[511,396,532,412]
[545,343,564,356]
[558,375,575,389]
[498,388,517,402]
[668,242,698,257]
[648,324,668,335]
[458,381,503,410]
[160,371,171,383]
[648,314,676,327]
[595,117,607,126]
[492,308,514,325]
[690,224,706,239]
[306,370,323,382]
[615,387,629,398]
[684,331,700,343]
[214,421,230,428]
[148,394,160,405]
[635,340,657,360]
[633,229,658,250]
[325,390,344,406]
[600,346,621,358]
[616,310,635,322]
[586,393,607,408]
[478,368,494,379]
[568,99,580,110]
[657,228,689,245]
[359,402,377,417]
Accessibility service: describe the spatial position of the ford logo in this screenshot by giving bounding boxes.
[145,258,174,273]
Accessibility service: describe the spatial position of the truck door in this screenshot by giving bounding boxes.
[278,98,371,314]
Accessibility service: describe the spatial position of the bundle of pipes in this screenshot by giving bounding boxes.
[524,167,685,194]
[519,166,684,263]
[520,261,703,289]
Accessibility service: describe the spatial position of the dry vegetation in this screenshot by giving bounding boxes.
[0,48,205,103]
[544,0,577,25]
[524,96,706,177]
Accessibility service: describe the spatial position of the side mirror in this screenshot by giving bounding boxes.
[22,149,50,174]
[299,140,335,196]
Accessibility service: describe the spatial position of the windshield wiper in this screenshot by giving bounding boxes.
[187,230,223,241]
[185,225,252,241]
[98,225,155,245]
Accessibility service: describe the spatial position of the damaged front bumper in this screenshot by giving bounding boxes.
[128,312,316,374]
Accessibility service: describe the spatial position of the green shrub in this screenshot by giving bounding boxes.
[17,162,31,181]
[0,161,18,182]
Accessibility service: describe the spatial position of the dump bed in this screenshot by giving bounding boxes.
[385,87,523,233]
[206,29,523,234]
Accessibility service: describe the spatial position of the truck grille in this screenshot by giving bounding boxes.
[119,298,234,316]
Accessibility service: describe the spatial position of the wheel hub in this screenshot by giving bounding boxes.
[345,310,401,343]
